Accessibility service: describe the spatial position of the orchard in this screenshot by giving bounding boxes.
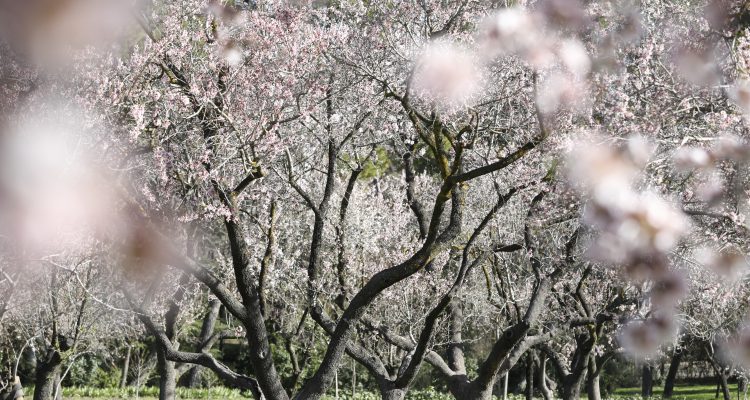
[1,1,750,400]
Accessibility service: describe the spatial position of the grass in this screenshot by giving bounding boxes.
[14,384,742,399]
[57,387,457,399]
[59,386,245,399]
[613,384,743,400]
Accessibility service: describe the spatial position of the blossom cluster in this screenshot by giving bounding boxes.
[568,135,688,358]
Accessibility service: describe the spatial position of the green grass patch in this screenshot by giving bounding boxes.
[613,384,742,400]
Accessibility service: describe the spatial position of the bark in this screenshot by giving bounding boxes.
[718,373,732,400]
[33,350,62,400]
[561,378,586,400]
[447,300,466,374]
[157,349,176,400]
[525,352,534,400]
[706,345,732,400]
[381,390,405,400]
[663,349,683,399]
[446,381,493,400]
[378,382,406,400]
[739,376,747,400]
[2,376,24,400]
[502,373,509,400]
[587,360,601,400]
[120,345,131,389]
[545,332,595,400]
[539,356,552,400]
[641,365,653,399]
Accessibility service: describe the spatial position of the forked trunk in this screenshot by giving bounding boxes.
[33,350,62,400]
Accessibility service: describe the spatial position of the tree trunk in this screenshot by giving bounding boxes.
[561,379,585,400]
[526,352,534,400]
[33,350,62,400]
[157,349,176,400]
[120,345,131,389]
[707,344,732,400]
[539,356,552,400]
[642,365,653,399]
[3,376,24,400]
[380,388,406,400]
[503,373,508,400]
[718,372,732,400]
[587,359,601,400]
[351,359,356,398]
[663,349,682,399]
[183,299,221,388]
[447,380,493,400]
[739,376,747,400]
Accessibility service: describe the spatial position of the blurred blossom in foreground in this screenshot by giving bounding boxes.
[410,41,483,113]
[206,0,248,67]
[119,218,176,282]
[567,136,650,198]
[696,246,748,280]
[557,38,591,77]
[723,324,750,369]
[619,312,679,360]
[729,80,750,117]
[715,135,750,162]
[0,0,136,67]
[536,72,589,114]
[477,7,540,60]
[537,0,588,32]
[675,136,750,172]
[569,136,687,358]
[648,271,687,308]
[673,46,719,87]
[0,105,173,282]
[570,137,688,280]
[674,146,713,171]
[0,107,118,254]
[584,192,688,281]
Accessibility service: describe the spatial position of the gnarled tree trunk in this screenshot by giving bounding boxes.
[33,349,62,400]
[157,348,176,400]
[663,348,682,399]
[378,383,406,400]
[561,378,586,400]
